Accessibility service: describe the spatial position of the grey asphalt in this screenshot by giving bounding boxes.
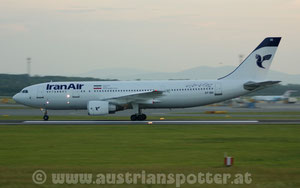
[1,102,300,125]
[1,103,300,117]
[1,119,300,125]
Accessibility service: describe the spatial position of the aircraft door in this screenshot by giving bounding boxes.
[72,90,80,99]
[70,89,81,107]
[36,85,45,99]
[215,83,222,96]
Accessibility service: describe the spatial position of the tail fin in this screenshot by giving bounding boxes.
[219,37,281,81]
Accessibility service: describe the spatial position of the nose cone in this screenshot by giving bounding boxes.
[13,93,20,103]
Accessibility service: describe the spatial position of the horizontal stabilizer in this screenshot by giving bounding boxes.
[244,81,281,91]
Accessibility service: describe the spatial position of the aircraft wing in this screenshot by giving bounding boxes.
[244,81,281,91]
[102,90,165,105]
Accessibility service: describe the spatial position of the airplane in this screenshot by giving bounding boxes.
[13,37,281,121]
[251,90,297,102]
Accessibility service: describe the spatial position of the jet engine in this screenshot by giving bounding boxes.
[87,101,116,115]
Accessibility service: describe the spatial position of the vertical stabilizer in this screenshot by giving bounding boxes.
[219,37,281,81]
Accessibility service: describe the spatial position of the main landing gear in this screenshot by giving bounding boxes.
[131,114,147,121]
[130,103,147,121]
[42,109,49,121]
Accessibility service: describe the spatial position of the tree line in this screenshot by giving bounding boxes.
[0,74,117,96]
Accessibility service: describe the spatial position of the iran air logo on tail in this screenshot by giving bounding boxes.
[256,54,272,69]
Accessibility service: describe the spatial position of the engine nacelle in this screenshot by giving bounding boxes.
[87,101,116,115]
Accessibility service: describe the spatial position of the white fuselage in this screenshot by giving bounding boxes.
[12,37,282,120]
[13,79,248,111]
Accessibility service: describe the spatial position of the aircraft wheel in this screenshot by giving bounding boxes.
[137,115,144,121]
[141,114,147,121]
[43,115,49,121]
[136,114,147,121]
[130,114,137,121]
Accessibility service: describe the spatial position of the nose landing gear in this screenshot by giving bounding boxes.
[43,115,49,121]
[42,109,49,121]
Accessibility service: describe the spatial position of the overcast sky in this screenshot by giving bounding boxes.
[1,0,300,76]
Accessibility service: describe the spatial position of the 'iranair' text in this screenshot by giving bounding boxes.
[46,84,84,90]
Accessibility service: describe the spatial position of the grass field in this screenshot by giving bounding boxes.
[0,123,299,187]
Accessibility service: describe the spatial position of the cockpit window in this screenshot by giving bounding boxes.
[21,90,28,93]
